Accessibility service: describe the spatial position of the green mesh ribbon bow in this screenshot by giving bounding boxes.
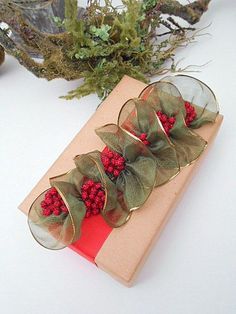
[118,98,180,186]
[160,75,219,129]
[74,151,130,227]
[95,124,157,211]
[139,80,208,167]
[28,168,86,250]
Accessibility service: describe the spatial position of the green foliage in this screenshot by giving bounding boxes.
[61,0,196,99]
[141,0,160,11]
[65,59,148,99]
[90,24,111,41]
[52,16,65,28]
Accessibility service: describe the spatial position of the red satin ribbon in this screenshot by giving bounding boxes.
[69,214,112,264]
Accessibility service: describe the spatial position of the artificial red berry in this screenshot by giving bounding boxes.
[139,133,147,140]
[98,190,104,197]
[90,187,97,194]
[91,203,97,210]
[156,110,176,137]
[87,180,94,187]
[45,197,52,205]
[102,159,109,167]
[108,166,114,173]
[114,153,119,160]
[42,208,52,216]
[168,117,176,124]
[95,183,102,189]
[89,193,95,201]
[184,101,197,126]
[50,188,57,195]
[61,205,68,213]
[108,151,113,158]
[113,169,120,177]
[163,122,169,132]
[117,165,125,171]
[85,200,92,208]
[95,196,100,204]
[160,114,167,123]
[54,200,61,208]
[157,111,162,118]
[53,209,61,216]
[143,140,150,146]
[82,184,89,191]
[41,201,47,209]
[111,158,116,165]
[81,192,88,200]
[47,205,54,212]
[45,191,51,197]
[115,159,123,166]
[130,131,151,146]
[139,133,150,145]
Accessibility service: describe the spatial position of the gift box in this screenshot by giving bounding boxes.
[19,76,223,286]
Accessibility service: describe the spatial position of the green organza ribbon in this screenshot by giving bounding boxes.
[28,169,86,250]
[28,75,219,250]
[118,98,180,186]
[139,81,208,167]
[95,124,157,210]
[74,151,130,227]
[160,75,219,128]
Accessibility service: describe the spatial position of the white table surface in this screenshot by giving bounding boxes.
[0,1,235,313]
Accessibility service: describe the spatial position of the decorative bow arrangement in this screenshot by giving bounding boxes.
[28,75,219,249]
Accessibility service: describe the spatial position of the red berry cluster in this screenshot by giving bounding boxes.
[185,101,197,126]
[41,187,68,216]
[101,147,126,178]
[156,111,176,136]
[132,132,150,146]
[81,179,105,218]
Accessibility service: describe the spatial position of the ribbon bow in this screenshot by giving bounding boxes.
[118,98,180,186]
[140,80,209,166]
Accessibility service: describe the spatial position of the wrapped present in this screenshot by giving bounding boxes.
[19,75,223,286]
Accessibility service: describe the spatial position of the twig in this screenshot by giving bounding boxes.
[0,44,4,66]
[159,0,211,25]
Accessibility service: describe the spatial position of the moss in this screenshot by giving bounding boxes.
[0,0,211,99]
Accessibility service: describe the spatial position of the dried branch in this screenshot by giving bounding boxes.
[0,2,84,80]
[159,0,211,25]
[0,45,4,66]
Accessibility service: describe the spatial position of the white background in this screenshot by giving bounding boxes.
[0,1,236,313]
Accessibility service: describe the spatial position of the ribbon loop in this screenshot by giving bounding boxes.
[95,124,157,210]
[28,169,86,250]
[74,151,131,228]
[160,75,219,128]
[139,81,207,167]
[118,98,180,186]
